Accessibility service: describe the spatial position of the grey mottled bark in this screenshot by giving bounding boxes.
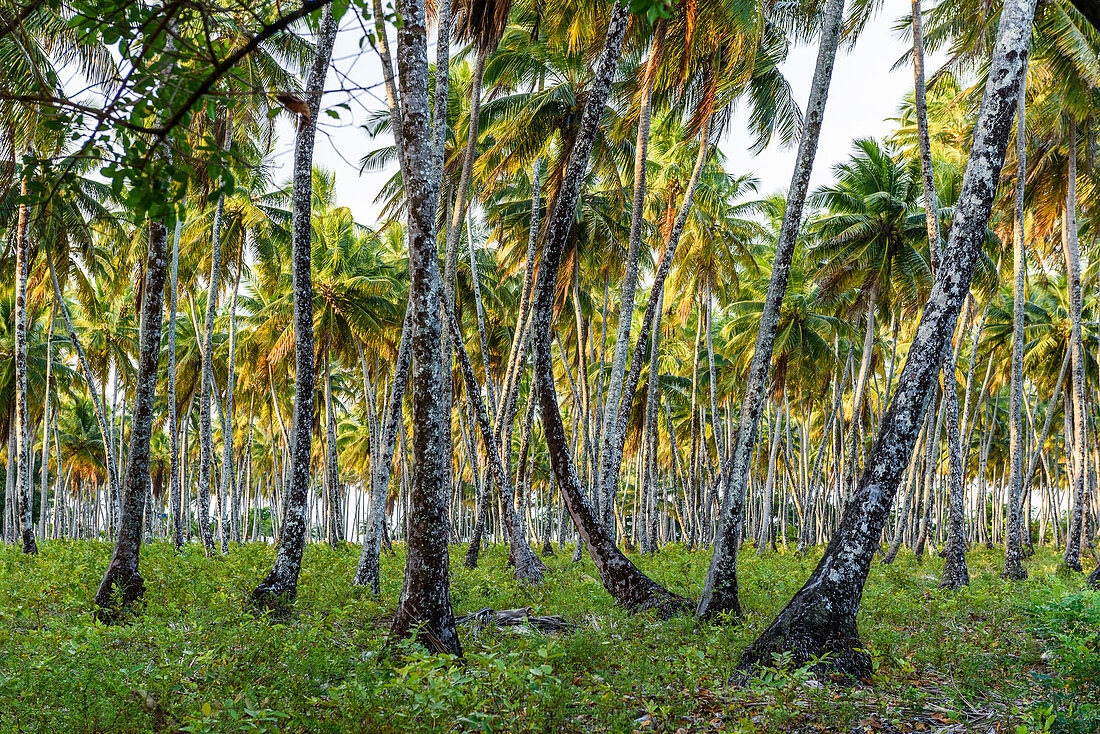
[14,178,37,554]
[387,0,462,655]
[1004,75,1029,580]
[94,218,169,622]
[739,0,1036,677]
[530,1,690,616]
[251,4,338,609]
[697,0,846,619]
[598,21,668,528]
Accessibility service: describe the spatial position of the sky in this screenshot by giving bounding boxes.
[264,0,947,226]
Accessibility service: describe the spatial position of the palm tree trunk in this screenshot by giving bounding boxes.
[531,0,689,615]
[738,0,1036,677]
[47,250,118,507]
[602,107,714,522]
[386,0,463,655]
[1062,115,1086,573]
[697,0,847,619]
[1005,75,1030,579]
[218,233,243,551]
[167,219,184,551]
[598,20,668,528]
[94,218,170,621]
[251,4,338,609]
[14,175,35,554]
[38,300,56,538]
[446,304,545,583]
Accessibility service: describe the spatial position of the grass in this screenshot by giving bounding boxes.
[0,540,1096,733]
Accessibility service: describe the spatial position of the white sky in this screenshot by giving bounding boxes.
[264,0,946,226]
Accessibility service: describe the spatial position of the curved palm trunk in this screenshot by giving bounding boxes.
[598,21,667,528]
[446,304,544,583]
[14,178,37,554]
[910,0,967,588]
[94,219,169,621]
[697,0,847,619]
[218,239,242,551]
[1004,76,1029,580]
[738,0,1036,677]
[531,1,689,616]
[386,0,462,655]
[250,4,338,609]
[604,109,713,527]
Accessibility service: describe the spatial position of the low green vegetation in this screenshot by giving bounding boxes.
[0,541,1096,733]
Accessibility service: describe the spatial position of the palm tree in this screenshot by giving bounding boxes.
[739,0,1037,677]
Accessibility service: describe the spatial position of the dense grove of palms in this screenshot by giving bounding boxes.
[0,0,1097,672]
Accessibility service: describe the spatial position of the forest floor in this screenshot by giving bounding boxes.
[0,540,1096,733]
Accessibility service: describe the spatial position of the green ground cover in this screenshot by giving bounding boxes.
[0,541,1096,733]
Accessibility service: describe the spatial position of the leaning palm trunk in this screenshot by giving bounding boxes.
[218,243,242,551]
[530,0,690,616]
[697,0,847,619]
[250,4,338,609]
[94,218,170,622]
[14,178,37,554]
[603,108,713,523]
[387,0,463,655]
[597,21,667,529]
[909,0,967,588]
[1004,76,1029,580]
[446,304,544,584]
[738,0,1036,677]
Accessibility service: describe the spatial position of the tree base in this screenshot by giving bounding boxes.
[1001,560,1028,581]
[21,530,38,555]
[540,540,556,557]
[94,571,146,625]
[739,594,871,681]
[1056,560,1083,577]
[696,584,742,620]
[250,575,298,620]
[1087,565,1099,589]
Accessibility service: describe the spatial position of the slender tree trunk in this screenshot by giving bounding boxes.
[598,21,667,528]
[387,0,463,655]
[353,306,413,590]
[167,220,184,551]
[738,0,1036,676]
[530,1,689,616]
[1062,115,1086,574]
[697,0,847,619]
[94,218,169,621]
[251,4,338,608]
[38,301,55,538]
[1005,75,1030,580]
[13,176,36,554]
[604,107,714,521]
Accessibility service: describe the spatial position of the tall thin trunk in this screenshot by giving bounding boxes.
[38,300,56,537]
[1062,115,1086,573]
[168,219,184,551]
[251,4,338,608]
[530,1,689,616]
[697,0,847,619]
[14,175,36,554]
[739,0,1036,676]
[603,107,714,524]
[387,0,462,655]
[94,218,169,621]
[197,116,234,556]
[1004,75,1030,580]
[598,21,668,528]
